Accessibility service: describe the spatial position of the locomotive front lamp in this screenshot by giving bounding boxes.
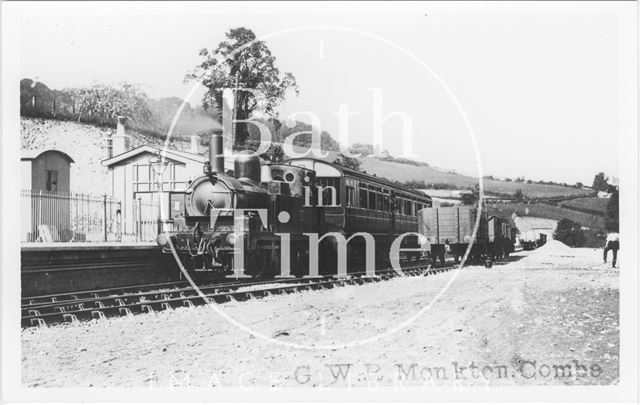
[226,233,239,245]
[156,233,169,248]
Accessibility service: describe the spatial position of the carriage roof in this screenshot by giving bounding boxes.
[284,158,432,202]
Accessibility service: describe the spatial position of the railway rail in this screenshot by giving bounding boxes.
[22,261,457,328]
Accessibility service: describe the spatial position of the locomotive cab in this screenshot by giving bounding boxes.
[158,132,317,279]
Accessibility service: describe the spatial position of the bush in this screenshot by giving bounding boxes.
[553,218,586,247]
[605,189,619,232]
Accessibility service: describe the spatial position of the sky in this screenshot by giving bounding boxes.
[16,2,621,185]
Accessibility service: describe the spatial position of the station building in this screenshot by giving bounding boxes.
[21,149,74,241]
[102,120,233,237]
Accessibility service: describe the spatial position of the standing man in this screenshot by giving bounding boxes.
[603,232,620,268]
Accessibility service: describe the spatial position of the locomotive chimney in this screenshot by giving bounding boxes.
[205,131,224,174]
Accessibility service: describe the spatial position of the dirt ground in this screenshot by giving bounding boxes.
[22,241,619,388]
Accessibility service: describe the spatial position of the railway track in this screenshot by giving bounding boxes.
[22,261,465,328]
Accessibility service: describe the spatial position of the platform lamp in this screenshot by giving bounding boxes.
[149,156,168,235]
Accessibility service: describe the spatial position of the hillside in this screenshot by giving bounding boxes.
[485,202,606,247]
[358,157,592,199]
[558,196,609,216]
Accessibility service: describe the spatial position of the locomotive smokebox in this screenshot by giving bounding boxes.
[234,151,261,183]
[206,131,225,174]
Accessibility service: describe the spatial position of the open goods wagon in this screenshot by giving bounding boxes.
[418,206,513,265]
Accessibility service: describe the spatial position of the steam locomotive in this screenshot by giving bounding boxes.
[157,132,433,279]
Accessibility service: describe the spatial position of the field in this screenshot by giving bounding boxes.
[486,203,604,230]
[359,157,592,199]
[559,197,609,216]
[485,202,606,247]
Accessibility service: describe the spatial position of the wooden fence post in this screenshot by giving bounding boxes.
[136,198,142,242]
[103,194,108,242]
[116,201,122,242]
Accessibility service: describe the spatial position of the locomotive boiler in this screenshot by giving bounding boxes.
[158,132,315,279]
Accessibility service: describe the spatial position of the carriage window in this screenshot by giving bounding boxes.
[377,194,385,211]
[383,195,390,211]
[317,177,341,206]
[346,186,355,207]
[368,191,377,211]
[405,200,412,216]
[359,189,368,209]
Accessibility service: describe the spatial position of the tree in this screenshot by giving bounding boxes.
[70,82,152,128]
[605,188,619,232]
[592,172,609,191]
[187,27,299,147]
[333,153,362,171]
[554,218,586,247]
[514,188,524,203]
[460,185,480,206]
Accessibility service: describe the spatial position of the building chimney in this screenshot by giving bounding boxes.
[111,116,130,157]
[190,135,199,154]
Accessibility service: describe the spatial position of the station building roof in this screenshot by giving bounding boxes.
[101,145,234,168]
[21,149,74,163]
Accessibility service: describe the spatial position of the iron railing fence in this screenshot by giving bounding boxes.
[130,198,162,242]
[21,190,165,243]
[21,190,121,243]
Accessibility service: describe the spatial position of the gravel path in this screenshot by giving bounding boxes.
[22,244,619,388]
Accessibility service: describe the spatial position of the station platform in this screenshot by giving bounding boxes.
[21,242,180,297]
[21,241,157,251]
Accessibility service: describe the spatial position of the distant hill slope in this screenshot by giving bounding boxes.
[358,157,592,199]
[485,202,606,248]
[558,197,609,216]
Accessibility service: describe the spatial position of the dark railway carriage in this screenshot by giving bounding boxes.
[282,158,432,272]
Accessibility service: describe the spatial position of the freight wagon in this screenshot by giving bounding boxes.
[520,229,548,250]
[418,206,514,265]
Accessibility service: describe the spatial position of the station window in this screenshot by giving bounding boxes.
[46,170,58,192]
[133,162,185,193]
